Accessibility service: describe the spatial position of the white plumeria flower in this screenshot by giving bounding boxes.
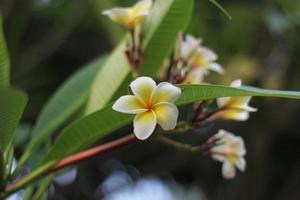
[112,77,181,140]
[102,0,152,30]
[180,34,202,61]
[216,80,257,121]
[210,129,246,179]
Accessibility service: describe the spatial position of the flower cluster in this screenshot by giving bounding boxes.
[169,34,224,84]
[106,1,257,180]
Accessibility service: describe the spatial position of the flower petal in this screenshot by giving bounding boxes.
[152,82,181,104]
[130,77,156,105]
[228,96,257,112]
[102,8,132,29]
[112,95,147,114]
[235,157,246,172]
[230,79,242,88]
[217,109,250,121]
[153,103,179,130]
[208,63,224,74]
[133,110,157,140]
[180,35,201,60]
[222,161,236,179]
[133,0,152,16]
[184,68,205,84]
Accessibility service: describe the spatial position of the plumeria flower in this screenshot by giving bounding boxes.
[210,129,246,179]
[102,0,152,30]
[216,80,257,121]
[112,77,181,140]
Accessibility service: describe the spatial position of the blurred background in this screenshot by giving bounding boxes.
[1,0,300,199]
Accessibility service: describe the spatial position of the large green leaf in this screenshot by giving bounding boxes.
[42,84,300,165]
[85,0,194,114]
[0,15,10,88]
[0,88,27,152]
[18,57,106,167]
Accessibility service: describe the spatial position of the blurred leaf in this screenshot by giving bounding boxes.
[0,15,10,88]
[84,41,130,114]
[18,57,106,168]
[141,0,194,76]
[209,0,232,20]
[0,88,28,152]
[85,0,194,114]
[42,84,300,165]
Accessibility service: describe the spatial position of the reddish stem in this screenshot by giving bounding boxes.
[50,134,138,172]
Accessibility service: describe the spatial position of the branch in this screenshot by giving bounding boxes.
[3,134,138,198]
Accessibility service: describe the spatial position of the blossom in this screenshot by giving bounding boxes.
[112,77,181,140]
[178,34,224,84]
[102,0,152,30]
[210,129,246,179]
[216,79,257,121]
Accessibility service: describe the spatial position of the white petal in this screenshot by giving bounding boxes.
[216,97,231,108]
[230,79,242,88]
[102,8,132,27]
[152,82,181,104]
[180,35,201,60]
[198,47,217,61]
[222,161,236,179]
[208,63,224,74]
[133,110,157,140]
[184,68,205,84]
[112,95,147,114]
[133,0,153,16]
[235,157,246,172]
[130,77,156,105]
[153,103,179,130]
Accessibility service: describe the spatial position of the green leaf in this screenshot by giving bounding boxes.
[18,57,106,168]
[209,0,232,20]
[84,41,131,114]
[0,15,10,88]
[176,84,300,105]
[42,84,300,165]
[85,0,194,114]
[0,88,27,152]
[141,0,194,76]
[42,104,133,163]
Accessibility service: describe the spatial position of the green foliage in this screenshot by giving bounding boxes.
[0,15,10,88]
[84,41,131,114]
[0,88,27,153]
[85,0,194,114]
[18,57,106,168]
[42,104,133,164]
[141,0,194,76]
[41,84,300,165]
